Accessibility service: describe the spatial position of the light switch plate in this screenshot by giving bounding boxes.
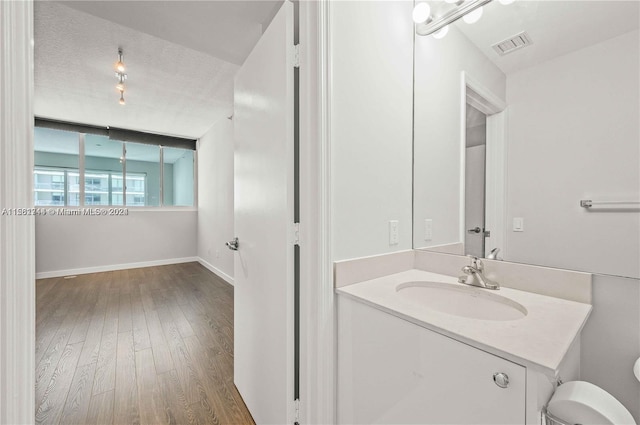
[513,217,524,232]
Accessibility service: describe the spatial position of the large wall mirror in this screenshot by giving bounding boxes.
[413,0,639,279]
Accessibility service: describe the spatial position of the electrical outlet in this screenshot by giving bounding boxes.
[424,219,433,241]
[389,220,399,245]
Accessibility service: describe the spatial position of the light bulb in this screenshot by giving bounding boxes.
[119,93,125,105]
[432,25,449,39]
[116,83,125,92]
[498,0,515,4]
[463,6,483,24]
[412,2,431,24]
[115,61,125,73]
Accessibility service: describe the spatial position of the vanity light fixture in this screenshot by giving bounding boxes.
[414,0,493,37]
[432,25,450,39]
[114,48,127,105]
[462,6,484,24]
[412,2,431,23]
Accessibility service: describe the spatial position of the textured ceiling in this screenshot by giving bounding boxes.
[454,0,640,75]
[34,1,281,139]
[60,1,282,65]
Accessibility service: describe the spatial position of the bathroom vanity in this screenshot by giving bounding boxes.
[335,251,592,424]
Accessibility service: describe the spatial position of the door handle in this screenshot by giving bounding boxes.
[226,237,239,251]
[467,227,481,234]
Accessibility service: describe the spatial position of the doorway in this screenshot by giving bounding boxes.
[461,74,507,259]
[464,103,487,258]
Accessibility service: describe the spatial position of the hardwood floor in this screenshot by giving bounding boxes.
[35,262,254,425]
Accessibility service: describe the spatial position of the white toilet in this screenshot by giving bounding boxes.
[544,381,637,425]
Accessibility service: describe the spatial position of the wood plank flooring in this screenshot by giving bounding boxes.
[35,262,254,425]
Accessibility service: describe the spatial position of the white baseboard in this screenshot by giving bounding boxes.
[197,257,234,286]
[35,256,199,279]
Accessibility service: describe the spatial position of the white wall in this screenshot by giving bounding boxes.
[505,30,640,278]
[35,210,197,277]
[330,0,414,261]
[413,25,506,249]
[196,117,234,282]
[581,274,640,423]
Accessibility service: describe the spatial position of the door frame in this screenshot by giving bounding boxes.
[459,72,508,259]
[1,1,336,423]
[299,0,336,423]
[0,0,36,423]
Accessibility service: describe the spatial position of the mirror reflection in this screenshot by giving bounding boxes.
[413,0,639,279]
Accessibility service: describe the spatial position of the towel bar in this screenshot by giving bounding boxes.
[580,200,640,208]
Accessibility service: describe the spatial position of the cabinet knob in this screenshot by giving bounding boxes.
[226,237,239,251]
[493,372,509,388]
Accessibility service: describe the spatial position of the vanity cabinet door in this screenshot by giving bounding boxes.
[338,296,526,424]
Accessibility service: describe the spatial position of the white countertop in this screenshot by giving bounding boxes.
[336,269,592,376]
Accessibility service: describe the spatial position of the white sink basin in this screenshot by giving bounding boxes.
[396,281,527,321]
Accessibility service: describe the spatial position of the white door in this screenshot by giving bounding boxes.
[232,2,295,424]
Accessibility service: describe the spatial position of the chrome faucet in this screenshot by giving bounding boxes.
[458,256,500,290]
[487,247,501,260]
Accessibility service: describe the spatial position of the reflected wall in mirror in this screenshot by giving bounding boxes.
[413,0,640,278]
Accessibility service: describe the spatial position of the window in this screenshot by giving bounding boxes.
[67,171,81,206]
[84,135,124,206]
[34,127,79,206]
[125,142,160,206]
[83,172,109,205]
[163,147,194,207]
[33,169,66,206]
[33,124,194,207]
[112,173,147,206]
[34,168,147,207]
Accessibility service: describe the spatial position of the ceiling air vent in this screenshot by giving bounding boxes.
[492,31,533,56]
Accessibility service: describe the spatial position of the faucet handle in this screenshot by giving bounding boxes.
[467,255,483,271]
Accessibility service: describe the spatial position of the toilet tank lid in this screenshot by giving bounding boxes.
[547,381,636,425]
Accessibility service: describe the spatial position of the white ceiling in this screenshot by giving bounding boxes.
[454,0,640,75]
[34,1,282,139]
[59,1,282,65]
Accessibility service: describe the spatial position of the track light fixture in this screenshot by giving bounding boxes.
[115,48,127,105]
